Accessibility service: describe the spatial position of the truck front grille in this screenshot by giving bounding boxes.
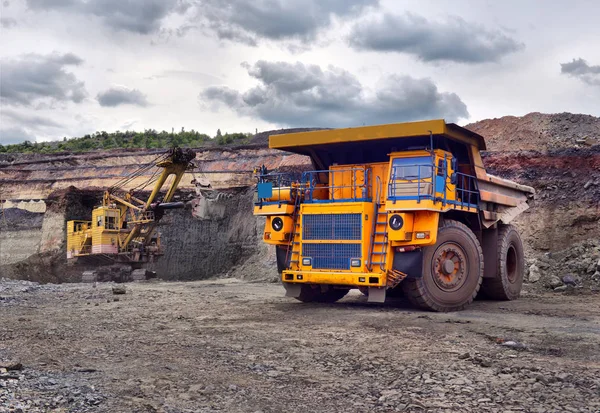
[302,213,362,240]
[302,243,361,270]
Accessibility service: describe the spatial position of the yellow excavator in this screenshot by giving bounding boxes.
[66,147,196,282]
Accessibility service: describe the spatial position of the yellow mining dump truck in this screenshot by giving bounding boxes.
[253,120,534,311]
[66,147,196,281]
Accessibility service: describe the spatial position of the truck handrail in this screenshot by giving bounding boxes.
[388,164,435,202]
[454,172,479,209]
[388,163,479,209]
[254,171,303,206]
[302,167,371,203]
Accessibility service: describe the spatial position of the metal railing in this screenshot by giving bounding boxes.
[387,162,479,208]
[302,168,371,203]
[454,172,479,209]
[130,210,155,223]
[255,172,302,206]
[388,164,435,202]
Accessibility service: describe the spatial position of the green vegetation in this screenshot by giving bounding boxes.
[0,128,253,153]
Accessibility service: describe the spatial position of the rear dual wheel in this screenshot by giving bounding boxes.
[402,220,484,312]
[481,225,524,300]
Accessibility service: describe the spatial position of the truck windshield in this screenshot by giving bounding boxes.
[391,157,433,180]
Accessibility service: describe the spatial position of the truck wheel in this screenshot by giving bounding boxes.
[296,285,350,303]
[481,225,524,300]
[402,220,483,312]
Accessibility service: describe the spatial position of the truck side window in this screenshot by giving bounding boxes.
[391,157,433,180]
[437,159,445,177]
[96,216,103,227]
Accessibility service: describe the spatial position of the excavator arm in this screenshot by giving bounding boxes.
[112,147,196,251]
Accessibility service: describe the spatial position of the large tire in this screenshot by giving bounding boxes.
[296,285,350,303]
[481,225,524,300]
[402,220,484,312]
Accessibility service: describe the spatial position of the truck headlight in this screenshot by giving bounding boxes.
[302,257,312,266]
[271,217,284,232]
[389,214,403,230]
[350,258,361,267]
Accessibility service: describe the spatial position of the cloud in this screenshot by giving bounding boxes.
[97,86,149,107]
[560,58,600,86]
[0,127,36,145]
[199,60,468,127]
[0,108,65,145]
[0,52,87,106]
[1,108,64,129]
[0,17,17,28]
[348,13,524,63]
[25,0,188,34]
[196,0,378,45]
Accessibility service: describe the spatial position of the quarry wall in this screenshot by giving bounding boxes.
[0,143,598,283]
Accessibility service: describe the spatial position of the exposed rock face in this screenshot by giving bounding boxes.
[483,147,600,253]
[465,112,600,152]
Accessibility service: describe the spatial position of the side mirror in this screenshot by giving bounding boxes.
[450,173,457,185]
[451,157,457,172]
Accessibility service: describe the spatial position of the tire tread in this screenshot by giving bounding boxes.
[402,219,484,312]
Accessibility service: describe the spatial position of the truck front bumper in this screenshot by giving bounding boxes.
[281,270,387,288]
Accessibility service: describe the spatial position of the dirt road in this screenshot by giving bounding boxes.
[1,279,599,412]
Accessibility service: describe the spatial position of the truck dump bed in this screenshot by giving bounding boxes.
[269,119,534,227]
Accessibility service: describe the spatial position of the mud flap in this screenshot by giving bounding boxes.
[368,287,386,303]
[283,282,301,298]
[276,246,290,274]
[392,249,424,279]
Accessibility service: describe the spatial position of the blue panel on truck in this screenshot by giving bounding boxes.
[303,214,361,240]
[303,243,361,270]
[257,182,273,199]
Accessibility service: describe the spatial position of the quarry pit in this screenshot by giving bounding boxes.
[1,113,600,412]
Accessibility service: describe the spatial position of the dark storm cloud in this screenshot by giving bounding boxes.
[348,13,524,63]
[97,87,149,107]
[197,0,378,45]
[26,0,188,34]
[560,58,600,86]
[199,61,468,127]
[0,52,87,106]
[0,127,36,145]
[1,17,17,28]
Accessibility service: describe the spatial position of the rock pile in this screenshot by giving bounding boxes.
[0,366,106,412]
[526,239,600,292]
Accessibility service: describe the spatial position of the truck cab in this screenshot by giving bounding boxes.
[254,120,534,311]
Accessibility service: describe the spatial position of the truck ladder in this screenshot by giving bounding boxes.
[368,203,389,272]
[285,187,303,270]
[367,177,408,289]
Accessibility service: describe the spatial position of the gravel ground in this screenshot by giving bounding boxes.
[1,279,599,413]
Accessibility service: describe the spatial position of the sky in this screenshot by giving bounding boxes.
[0,0,599,145]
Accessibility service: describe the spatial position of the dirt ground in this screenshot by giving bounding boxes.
[1,279,599,413]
